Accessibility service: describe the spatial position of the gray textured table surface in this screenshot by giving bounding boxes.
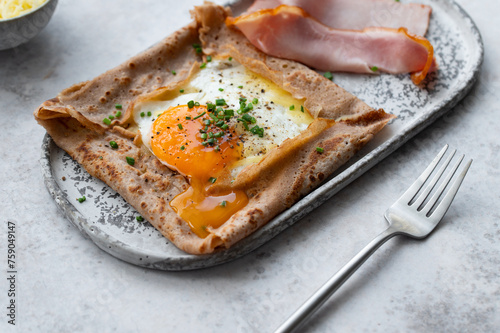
[0,0,498,332]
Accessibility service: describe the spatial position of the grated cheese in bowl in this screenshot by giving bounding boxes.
[0,0,47,20]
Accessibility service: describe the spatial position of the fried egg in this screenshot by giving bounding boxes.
[133,58,313,237]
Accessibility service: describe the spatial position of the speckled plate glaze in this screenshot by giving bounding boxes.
[41,0,483,270]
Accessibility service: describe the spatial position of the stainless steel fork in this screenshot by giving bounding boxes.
[276,145,472,333]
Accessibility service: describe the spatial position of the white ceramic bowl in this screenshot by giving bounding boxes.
[0,0,58,50]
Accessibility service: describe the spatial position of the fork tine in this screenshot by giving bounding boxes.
[412,148,456,210]
[427,157,472,219]
[421,154,463,214]
[399,145,449,205]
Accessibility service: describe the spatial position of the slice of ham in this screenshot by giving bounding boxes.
[246,0,432,36]
[227,5,434,84]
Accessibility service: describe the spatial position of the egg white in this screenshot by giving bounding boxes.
[133,58,313,177]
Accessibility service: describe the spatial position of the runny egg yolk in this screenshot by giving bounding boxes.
[150,104,249,238]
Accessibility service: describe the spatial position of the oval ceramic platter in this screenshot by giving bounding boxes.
[41,0,483,270]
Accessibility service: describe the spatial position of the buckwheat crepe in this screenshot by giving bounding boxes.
[35,3,394,254]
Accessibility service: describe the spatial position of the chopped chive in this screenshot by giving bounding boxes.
[194,102,200,107]
[177,123,183,130]
[103,118,111,125]
[126,156,135,166]
[147,111,152,117]
[250,125,264,137]
[214,132,224,138]
[220,200,227,207]
[206,55,212,62]
[109,141,118,149]
[242,114,256,123]
[200,62,207,69]
[224,109,234,116]
[192,43,202,54]
[252,98,259,105]
[214,145,220,152]
[98,156,103,160]
[185,116,191,120]
[115,111,122,118]
[209,113,218,121]
[180,145,185,151]
[219,88,224,92]
[180,89,184,93]
[201,133,208,139]
[207,138,215,144]
[108,115,115,120]
[115,104,122,109]
[172,70,177,75]
[193,111,206,120]
[140,112,145,117]
[203,119,211,126]
[371,66,379,72]
[215,98,226,106]
[215,120,225,127]
[208,177,217,184]
[301,106,305,113]
[237,120,249,130]
[136,216,144,222]
[323,71,333,80]
[228,56,233,61]
[187,100,195,108]
[238,85,243,89]
[221,124,229,130]
[201,141,208,146]
[289,105,295,110]
[316,147,324,153]
[77,196,86,203]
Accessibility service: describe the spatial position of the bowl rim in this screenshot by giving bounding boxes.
[0,0,54,23]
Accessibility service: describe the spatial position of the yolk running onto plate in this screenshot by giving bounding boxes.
[150,104,249,238]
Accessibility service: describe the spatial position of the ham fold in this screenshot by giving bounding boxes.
[246,0,432,36]
[227,5,434,84]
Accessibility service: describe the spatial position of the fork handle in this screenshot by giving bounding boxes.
[275,227,398,333]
